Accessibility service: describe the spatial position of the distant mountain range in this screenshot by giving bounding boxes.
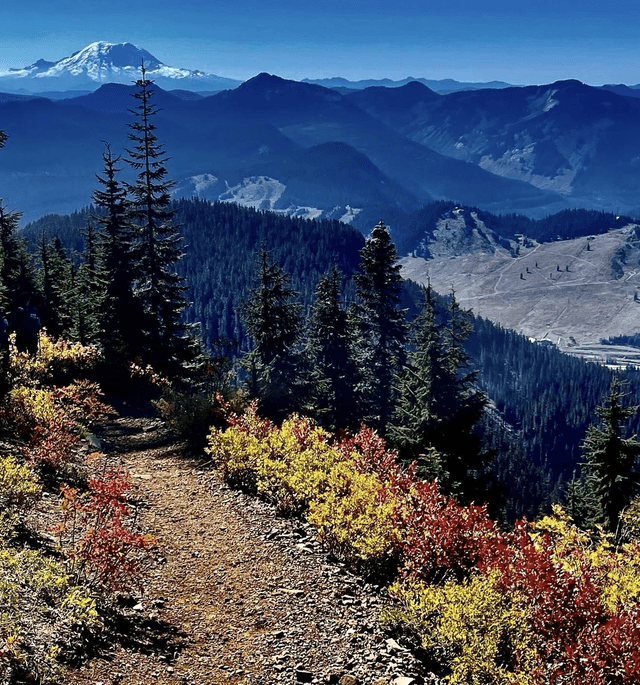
[2,42,640,228]
[0,42,529,97]
[302,76,516,93]
[0,74,566,225]
[0,42,241,94]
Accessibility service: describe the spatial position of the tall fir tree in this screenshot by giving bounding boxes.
[0,202,38,314]
[390,287,490,503]
[305,265,360,431]
[37,234,73,340]
[432,291,489,502]
[580,376,640,533]
[92,144,144,364]
[240,247,304,423]
[353,220,407,436]
[125,66,194,376]
[389,282,443,479]
[71,219,104,346]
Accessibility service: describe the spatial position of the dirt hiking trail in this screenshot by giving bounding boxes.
[66,411,432,685]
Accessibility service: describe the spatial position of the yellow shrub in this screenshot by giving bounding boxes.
[383,574,537,685]
[257,418,343,514]
[7,386,61,436]
[207,414,343,511]
[0,455,41,510]
[0,456,41,539]
[308,461,402,568]
[206,422,270,490]
[0,548,99,684]
[10,332,100,388]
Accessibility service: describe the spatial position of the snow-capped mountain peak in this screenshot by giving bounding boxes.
[52,41,164,75]
[0,42,240,93]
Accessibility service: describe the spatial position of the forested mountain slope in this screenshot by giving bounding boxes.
[23,198,640,518]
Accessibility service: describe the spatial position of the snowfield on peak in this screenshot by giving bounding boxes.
[0,41,240,92]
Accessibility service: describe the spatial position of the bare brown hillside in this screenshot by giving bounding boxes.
[401,221,640,365]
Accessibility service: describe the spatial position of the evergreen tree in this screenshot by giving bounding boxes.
[432,291,489,503]
[389,282,443,479]
[71,219,104,346]
[125,67,194,375]
[390,287,489,503]
[580,376,640,533]
[240,247,304,423]
[353,220,407,436]
[0,202,38,314]
[92,144,144,364]
[37,233,73,339]
[305,265,359,431]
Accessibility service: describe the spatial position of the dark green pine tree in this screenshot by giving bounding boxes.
[71,219,105,346]
[37,233,73,340]
[353,220,407,436]
[305,265,360,431]
[125,67,195,376]
[389,282,443,480]
[92,144,144,364]
[430,290,489,503]
[580,376,640,533]
[240,247,304,423]
[0,202,38,314]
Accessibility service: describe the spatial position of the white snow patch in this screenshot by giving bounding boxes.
[543,90,559,112]
[338,205,363,224]
[282,206,324,220]
[219,176,286,211]
[191,174,219,193]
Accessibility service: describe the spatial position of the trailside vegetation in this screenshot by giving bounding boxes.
[0,334,156,684]
[206,407,640,685]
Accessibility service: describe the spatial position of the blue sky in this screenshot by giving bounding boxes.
[1,0,638,85]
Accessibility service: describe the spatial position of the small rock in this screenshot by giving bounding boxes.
[392,678,415,685]
[86,433,101,449]
[296,669,313,683]
[339,676,359,685]
[280,588,305,597]
[385,638,408,653]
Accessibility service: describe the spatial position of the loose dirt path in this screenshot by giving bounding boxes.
[67,413,431,685]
